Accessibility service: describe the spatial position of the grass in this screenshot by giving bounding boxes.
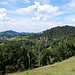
[9,36,28,41]
[6,56,75,75]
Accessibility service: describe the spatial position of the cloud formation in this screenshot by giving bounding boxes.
[16,1,59,15]
[0,18,64,32]
[32,16,40,20]
[62,0,75,11]
[0,8,9,21]
[67,0,75,8]
[0,0,75,32]
[23,0,30,3]
[16,1,60,21]
[8,0,18,2]
[0,2,8,5]
[37,4,59,14]
[36,0,50,4]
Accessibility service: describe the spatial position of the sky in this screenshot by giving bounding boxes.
[0,0,75,32]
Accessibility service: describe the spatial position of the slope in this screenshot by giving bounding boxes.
[0,30,19,38]
[42,25,75,39]
[0,30,32,38]
[6,56,75,75]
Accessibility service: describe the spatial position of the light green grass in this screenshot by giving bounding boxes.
[9,36,28,41]
[6,56,75,75]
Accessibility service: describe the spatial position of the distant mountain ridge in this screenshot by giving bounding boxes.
[0,25,75,38]
[0,30,31,38]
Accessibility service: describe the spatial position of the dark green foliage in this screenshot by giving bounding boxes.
[42,25,75,38]
[0,25,75,75]
[0,36,7,44]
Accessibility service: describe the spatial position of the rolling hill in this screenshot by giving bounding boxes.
[0,30,19,38]
[0,25,75,75]
[41,25,75,38]
[29,25,75,41]
[0,30,32,38]
[6,56,75,75]
[0,25,75,38]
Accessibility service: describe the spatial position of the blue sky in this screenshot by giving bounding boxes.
[0,0,75,32]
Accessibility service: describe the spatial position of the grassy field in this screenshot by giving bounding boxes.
[6,56,75,75]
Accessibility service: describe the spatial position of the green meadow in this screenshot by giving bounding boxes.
[6,56,75,75]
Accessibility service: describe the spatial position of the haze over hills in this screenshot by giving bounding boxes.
[0,30,32,38]
[0,25,75,38]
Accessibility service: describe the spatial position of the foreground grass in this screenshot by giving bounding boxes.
[6,56,75,75]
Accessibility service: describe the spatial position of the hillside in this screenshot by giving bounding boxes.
[29,25,75,42]
[0,30,32,38]
[0,25,75,75]
[0,30,19,38]
[6,56,75,75]
[0,25,75,38]
[42,25,75,38]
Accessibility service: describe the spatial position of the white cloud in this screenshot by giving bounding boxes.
[17,2,59,15]
[0,2,8,5]
[16,4,36,15]
[58,0,75,24]
[37,4,59,15]
[0,8,7,14]
[36,0,50,4]
[63,14,75,24]
[32,16,40,20]
[72,19,75,22]
[23,0,30,3]
[62,0,75,11]
[0,18,64,32]
[36,16,40,20]
[16,1,60,20]
[43,18,46,21]
[34,2,40,7]
[8,0,18,2]
[67,0,75,8]
[0,8,10,21]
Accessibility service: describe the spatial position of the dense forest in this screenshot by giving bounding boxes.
[0,25,75,75]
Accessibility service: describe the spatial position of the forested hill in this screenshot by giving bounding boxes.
[29,25,75,40]
[0,25,75,38]
[0,30,19,38]
[0,25,75,75]
[0,30,32,38]
[42,25,75,38]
